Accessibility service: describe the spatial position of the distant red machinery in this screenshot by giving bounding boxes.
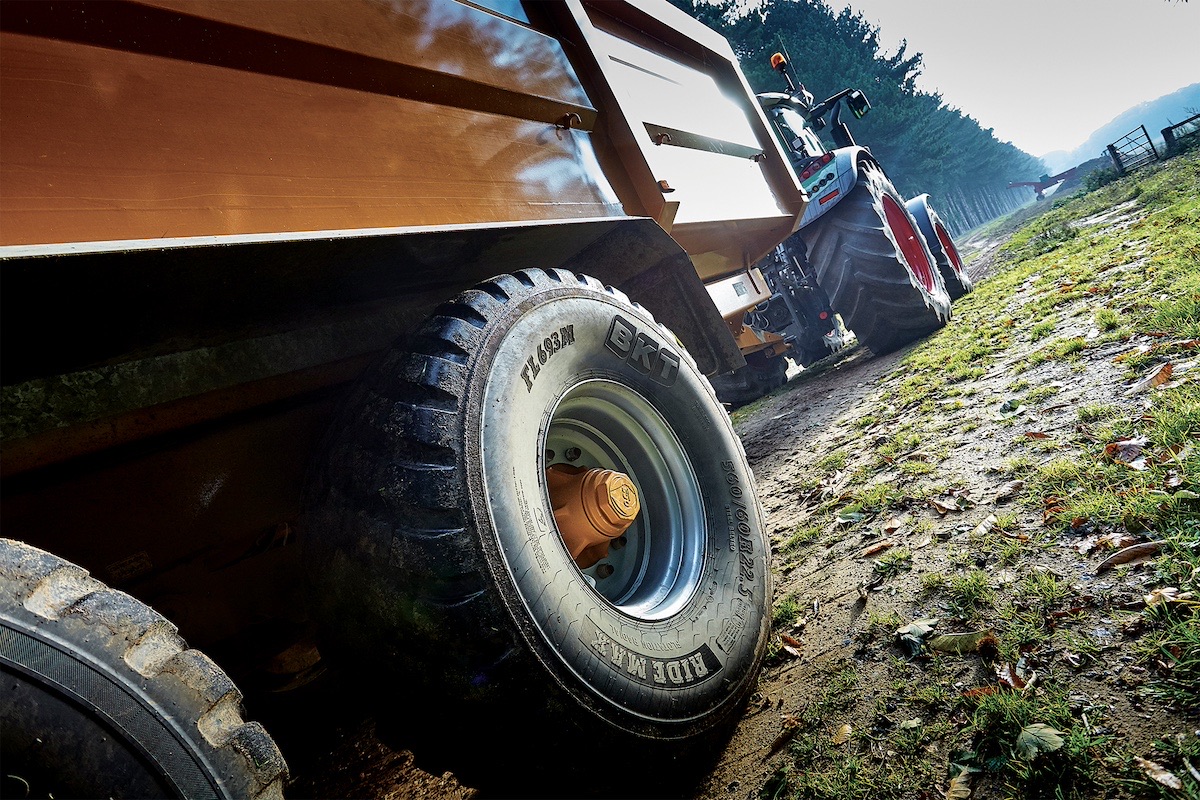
[1008,167,1078,200]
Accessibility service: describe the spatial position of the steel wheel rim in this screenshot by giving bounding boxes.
[544,379,705,621]
[934,220,965,276]
[881,194,937,292]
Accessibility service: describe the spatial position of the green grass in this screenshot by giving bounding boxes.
[815,449,849,473]
[762,665,949,800]
[752,149,1200,800]
[780,524,822,552]
[918,571,946,596]
[1135,593,1200,711]
[1094,307,1121,331]
[948,569,995,619]
[773,592,803,628]
[961,684,1113,796]
[1030,319,1056,341]
[1019,570,1071,607]
[1024,385,1060,404]
[873,548,912,579]
[1077,403,1121,423]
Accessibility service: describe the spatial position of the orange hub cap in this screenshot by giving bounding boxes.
[546,464,640,569]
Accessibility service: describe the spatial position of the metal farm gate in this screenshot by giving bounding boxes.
[1106,125,1160,175]
[1162,113,1200,155]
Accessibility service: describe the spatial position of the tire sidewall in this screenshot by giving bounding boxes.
[461,282,770,739]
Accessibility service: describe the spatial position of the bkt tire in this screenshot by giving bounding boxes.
[308,269,771,754]
[0,539,287,800]
[906,193,972,300]
[804,163,951,354]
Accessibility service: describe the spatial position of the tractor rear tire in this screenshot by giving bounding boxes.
[0,539,287,800]
[907,194,972,300]
[306,269,771,787]
[711,350,788,407]
[804,163,951,354]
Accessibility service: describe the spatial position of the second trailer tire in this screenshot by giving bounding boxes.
[0,539,287,800]
[907,193,972,300]
[308,269,772,759]
[804,163,951,354]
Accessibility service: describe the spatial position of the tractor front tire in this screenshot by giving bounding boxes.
[307,269,772,786]
[0,539,287,800]
[907,194,972,300]
[804,163,951,354]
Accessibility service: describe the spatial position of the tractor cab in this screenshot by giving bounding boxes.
[759,53,871,162]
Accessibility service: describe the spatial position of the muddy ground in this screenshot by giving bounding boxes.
[277,175,1197,798]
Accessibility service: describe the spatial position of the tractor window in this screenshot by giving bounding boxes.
[774,108,826,158]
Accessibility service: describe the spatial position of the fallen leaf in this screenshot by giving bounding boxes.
[998,400,1027,419]
[765,714,801,760]
[896,618,939,638]
[1161,442,1195,463]
[995,662,1027,689]
[994,480,1024,503]
[1175,489,1200,500]
[1024,431,1051,439]
[1042,495,1066,524]
[929,630,991,655]
[1095,541,1163,573]
[1165,471,1183,489]
[998,527,1030,542]
[945,767,973,799]
[838,509,867,524]
[780,633,804,658]
[971,514,998,538]
[859,539,896,558]
[895,618,939,656]
[1144,587,1194,607]
[831,723,852,745]
[1104,436,1151,470]
[1016,723,1065,759]
[899,717,923,730]
[994,569,1018,585]
[929,498,959,515]
[882,514,910,534]
[1125,362,1174,395]
[961,686,997,700]
[1132,756,1183,790]
[1097,531,1141,551]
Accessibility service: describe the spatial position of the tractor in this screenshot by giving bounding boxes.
[713,53,972,405]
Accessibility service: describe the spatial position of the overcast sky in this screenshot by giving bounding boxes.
[831,0,1199,156]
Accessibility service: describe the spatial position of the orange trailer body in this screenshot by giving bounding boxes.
[0,0,803,673]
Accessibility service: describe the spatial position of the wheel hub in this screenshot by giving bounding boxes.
[547,464,640,569]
